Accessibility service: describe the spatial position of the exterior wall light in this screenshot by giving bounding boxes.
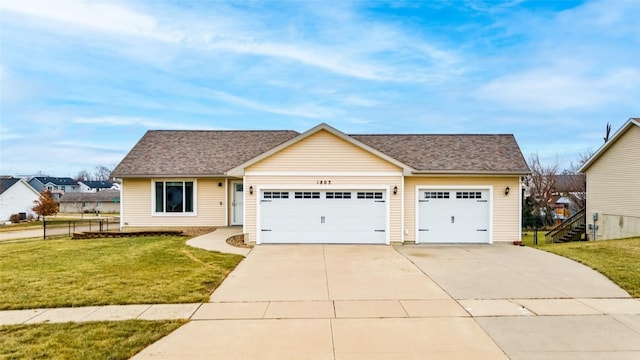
[249,186,254,195]
[393,186,398,195]
[504,186,510,196]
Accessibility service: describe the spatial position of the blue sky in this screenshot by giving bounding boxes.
[1,0,639,177]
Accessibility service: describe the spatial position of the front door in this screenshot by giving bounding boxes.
[231,182,244,225]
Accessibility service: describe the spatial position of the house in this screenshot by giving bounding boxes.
[78,180,118,193]
[58,190,120,214]
[550,174,586,223]
[0,177,41,221]
[112,123,530,245]
[28,177,79,199]
[579,118,640,240]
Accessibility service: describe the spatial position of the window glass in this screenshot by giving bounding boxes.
[155,182,164,212]
[155,181,194,213]
[185,182,194,212]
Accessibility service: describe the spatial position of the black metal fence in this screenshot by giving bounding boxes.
[42,218,119,239]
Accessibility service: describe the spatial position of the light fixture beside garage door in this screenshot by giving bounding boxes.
[504,186,510,196]
[393,186,398,195]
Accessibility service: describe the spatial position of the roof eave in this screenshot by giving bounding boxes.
[111,173,236,179]
[411,170,530,176]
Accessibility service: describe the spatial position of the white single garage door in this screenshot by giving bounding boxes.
[418,189,490,243]
[260,190,387,244]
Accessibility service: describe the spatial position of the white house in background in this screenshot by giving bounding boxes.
[78,180,118,192]
[0,177,41,221]
[580,118,640,240]
[28,177,79,199]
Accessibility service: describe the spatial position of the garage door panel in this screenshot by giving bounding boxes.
[418,189,490,244]
[260,190,387,244]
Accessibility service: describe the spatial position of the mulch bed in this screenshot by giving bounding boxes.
[226,234,254,249]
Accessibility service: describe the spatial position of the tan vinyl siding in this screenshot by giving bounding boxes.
[403,176,521,243]
[244,174,403,244]
[121,178,226,228]
[586,125,640,240]
[247,129,400,173]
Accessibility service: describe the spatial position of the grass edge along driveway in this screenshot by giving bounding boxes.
[537,237,640,298]
[0,235,243,310]
[0,320,186,360]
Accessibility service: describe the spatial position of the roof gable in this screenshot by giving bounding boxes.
[579,118,640,173]
[1,178,40,196]
[227,123,411,176]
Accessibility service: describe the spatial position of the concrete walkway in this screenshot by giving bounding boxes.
[186,226,251,256]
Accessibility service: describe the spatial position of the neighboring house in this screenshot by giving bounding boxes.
[28,177,79,199]
[78,180,118,192]
[0,177,41,221]
[112,123,530,245]
[580,118,640,240]
[550,174,586,223]
[58,190,120,213]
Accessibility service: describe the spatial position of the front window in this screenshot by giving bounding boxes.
[154,181,194,213]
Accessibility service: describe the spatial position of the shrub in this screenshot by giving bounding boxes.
[9,214,21,223]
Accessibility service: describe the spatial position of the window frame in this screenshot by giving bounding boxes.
[151,179,198,216]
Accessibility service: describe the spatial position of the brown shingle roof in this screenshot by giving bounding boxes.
[352,134,530,173]
[111,130,299,177]
[112,128,530,177]
[59,190,120,202]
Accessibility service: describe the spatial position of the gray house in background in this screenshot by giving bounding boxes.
[28,177,79,199]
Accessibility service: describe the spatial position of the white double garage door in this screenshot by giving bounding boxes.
[258,188,491,244]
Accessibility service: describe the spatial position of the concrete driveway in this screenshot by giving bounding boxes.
[134,244,640,359]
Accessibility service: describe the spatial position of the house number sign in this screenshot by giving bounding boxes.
[316,180,332,185]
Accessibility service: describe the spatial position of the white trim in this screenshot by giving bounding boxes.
[256,185,391,245]
[230,180,243,225]
[242,175,247,235]
[415,185,493,244]
[518,176,523,242]
[150,179,198,217]
[400,179,405,244]
[120,181,124,229]
[224,178,229,226]
[245,171,403,177]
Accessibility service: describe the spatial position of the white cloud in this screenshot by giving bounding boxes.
[208,90,336,119]
[0,0,179,42]
[72,116,219,130]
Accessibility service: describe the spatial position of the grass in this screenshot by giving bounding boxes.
[0,320,185,359]
[537,237,640,298]
[0,236,243,310]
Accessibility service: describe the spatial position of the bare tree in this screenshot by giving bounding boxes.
[74,169,91,182]
[527,153,560,227]
[94,165,113,181]
[604,122,612,143]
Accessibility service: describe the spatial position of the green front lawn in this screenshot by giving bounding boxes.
[0,236,243,310]
[0,320,185,360]
[538,237,640,297]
